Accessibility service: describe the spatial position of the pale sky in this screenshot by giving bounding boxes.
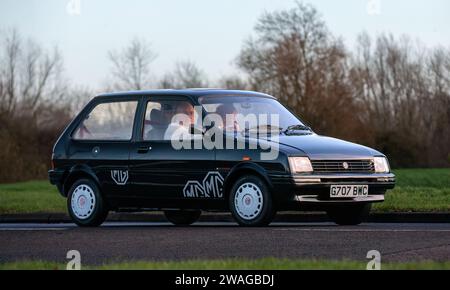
[1,0,449,89]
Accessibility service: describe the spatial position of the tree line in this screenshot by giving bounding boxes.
[0,2,449,182]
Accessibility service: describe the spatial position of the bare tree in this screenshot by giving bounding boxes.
[159,61,208,89]
[65,85,95,115]
[237,2,360,138]
[217,74,248,90]
[0,28,71,182]
[237,2,450,167]
[350,32,450,167]
[0,28,65,116]
[108,38,157,91]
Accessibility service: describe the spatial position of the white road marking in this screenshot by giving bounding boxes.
[1,222,450,232]
[273,228,450,233]
[0,228,68,231]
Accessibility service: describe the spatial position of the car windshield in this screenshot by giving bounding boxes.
[198,95,309,135]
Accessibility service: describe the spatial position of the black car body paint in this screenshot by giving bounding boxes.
[48,89,395,225]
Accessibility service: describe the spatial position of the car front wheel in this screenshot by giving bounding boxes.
[327,204,372,226]
[67,179,109,227]
[229,175,275,227]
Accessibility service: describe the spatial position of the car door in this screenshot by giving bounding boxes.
[69,96,140,200]
[128,95,217,205]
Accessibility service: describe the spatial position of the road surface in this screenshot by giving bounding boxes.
[1,222,449,264]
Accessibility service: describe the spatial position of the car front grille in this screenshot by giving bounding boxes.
[311,160,375,173]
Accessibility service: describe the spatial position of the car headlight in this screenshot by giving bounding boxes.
[289,157,313,173]
[374,157,390,173]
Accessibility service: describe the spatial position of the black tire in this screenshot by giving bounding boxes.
[67,179,109,227]
[229,175,275,227]
[327,204,372,226]
[164,210,201,226]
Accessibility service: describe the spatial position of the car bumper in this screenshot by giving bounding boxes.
[293,172,395,187]
[295,194,384,204]
[271,172,395,206]
[48,169,65,195]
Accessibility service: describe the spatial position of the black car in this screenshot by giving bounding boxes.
[48,89,395,227]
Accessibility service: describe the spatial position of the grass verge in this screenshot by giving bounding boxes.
[1,258,450,270]
[0,181,65,214]
[373,168,450,212]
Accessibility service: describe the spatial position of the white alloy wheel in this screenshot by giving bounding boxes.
[234,182,264,220]
[70,184,96,220]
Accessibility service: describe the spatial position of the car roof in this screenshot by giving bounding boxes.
[95,89,275,100]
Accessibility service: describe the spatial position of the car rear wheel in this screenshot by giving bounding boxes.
[229,175,275,227]
[327,204,372,226]
[67,179,109,227]
[164,210,201,226]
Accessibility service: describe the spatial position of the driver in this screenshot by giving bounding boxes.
[216,104,239,133]
[164,101,195,140]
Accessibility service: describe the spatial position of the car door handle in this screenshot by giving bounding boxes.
[137,146,152,154]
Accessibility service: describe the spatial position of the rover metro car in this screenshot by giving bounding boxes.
[48,89,395,227]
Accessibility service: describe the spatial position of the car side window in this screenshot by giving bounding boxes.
[73,101,138,140]
[143,99,195,141]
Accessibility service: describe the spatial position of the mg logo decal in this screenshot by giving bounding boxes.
[183,171,224,198]
[111,170,128,185]
[183,181,205,198]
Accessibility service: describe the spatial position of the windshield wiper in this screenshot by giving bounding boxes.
[283,124,312,135]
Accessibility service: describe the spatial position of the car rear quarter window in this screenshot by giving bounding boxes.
[73,101,138,140]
